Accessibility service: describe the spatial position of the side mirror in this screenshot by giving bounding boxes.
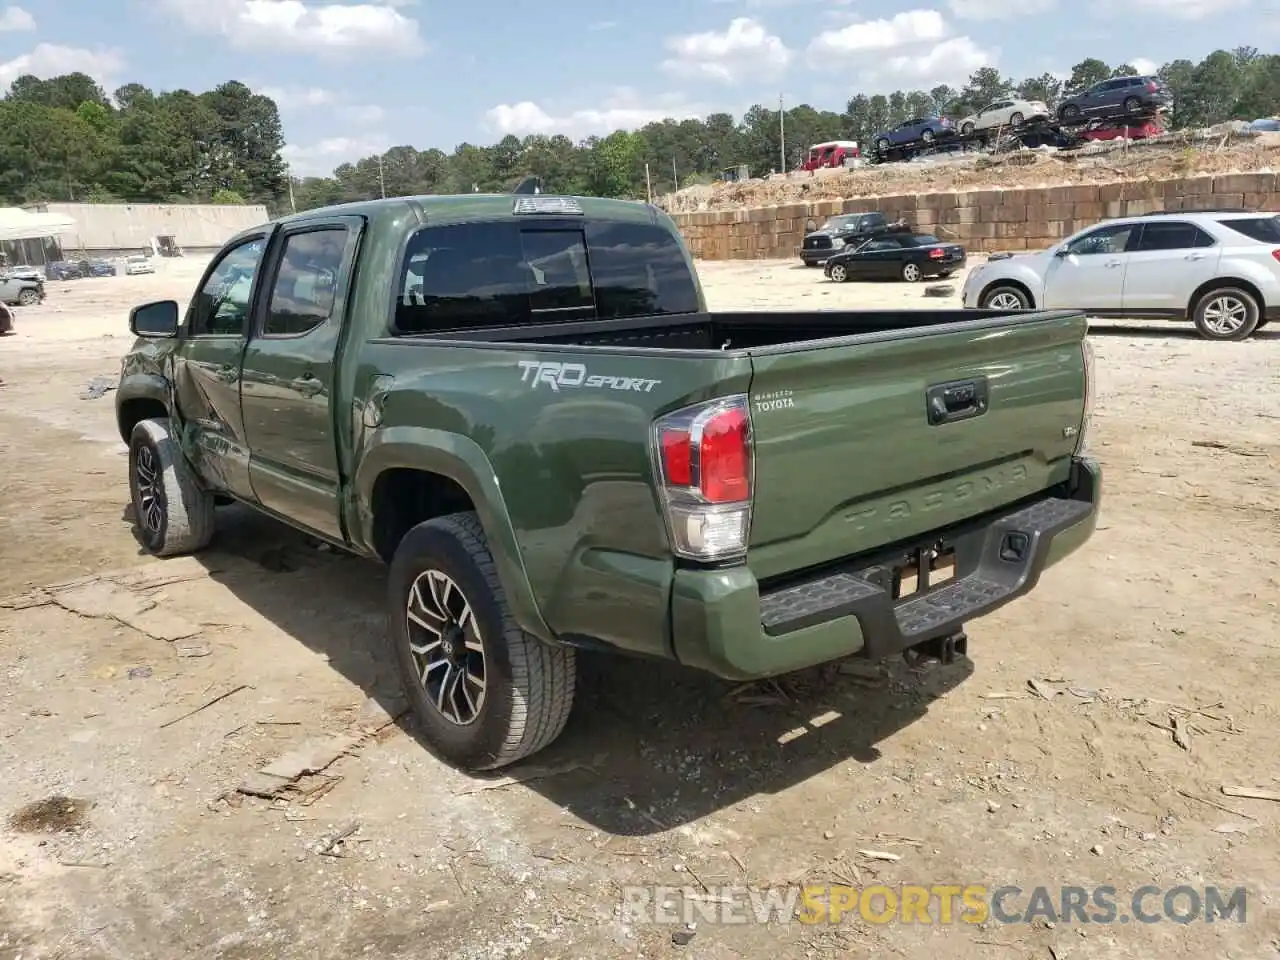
[1053,247,1070,258]
[130,299,179,338]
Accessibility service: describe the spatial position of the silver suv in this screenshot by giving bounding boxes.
[961,210,1280,340]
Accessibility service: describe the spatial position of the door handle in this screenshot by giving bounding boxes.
[290,374,323,398]
[1105,260,1122,268]
[215,364,238,383]
[1186,253,1206,261]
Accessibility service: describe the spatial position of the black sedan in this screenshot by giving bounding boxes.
[823,233,966,283]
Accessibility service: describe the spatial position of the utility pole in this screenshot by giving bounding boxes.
[286,163,296,214]
[779,93,786,176]
[672,156,679,191]
[644,163,653,203]
[377,155,386,199]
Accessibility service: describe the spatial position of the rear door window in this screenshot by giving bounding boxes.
[1134,221,1216,251]
[394,219,699,332]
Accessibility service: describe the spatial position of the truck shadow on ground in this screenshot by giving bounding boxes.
[196,503,973,837]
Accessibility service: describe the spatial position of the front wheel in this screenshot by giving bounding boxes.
[1009,112,1024,127]
[128,417,216,556]
[388,512,576,771]
[901,262,922,282]
[829,263,849,283]
[961,122,975,136]
[921,129,935,144]
[1192,287,1259,341]
[17,289,38,306]
[981,285,1031,310]
[877,138,890,153]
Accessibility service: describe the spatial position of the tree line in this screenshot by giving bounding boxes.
[0,48,1275,217]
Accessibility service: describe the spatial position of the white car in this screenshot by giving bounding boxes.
[958,97,1050,136]
[125,256,156,276]
[961,210,1280,340]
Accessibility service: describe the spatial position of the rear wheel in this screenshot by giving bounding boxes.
[961,122,975,136]
[981,285,1031,310]
[388,511,576,771]
[1191,287,1259,341]
[829,263,849,283]
[901,262,923,282]
[1059,104,1081,124]
[921,129,935,144]
[17,289,38,306]
[1123,96,1142,115]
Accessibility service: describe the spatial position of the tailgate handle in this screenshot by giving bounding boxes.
[926,377,989,425]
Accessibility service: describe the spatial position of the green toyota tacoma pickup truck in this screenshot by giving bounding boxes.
[115,191,1101,771]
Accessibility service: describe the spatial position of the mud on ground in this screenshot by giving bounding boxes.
[1,261,1278,959]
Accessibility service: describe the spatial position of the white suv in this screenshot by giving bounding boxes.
[961,210,1280,340]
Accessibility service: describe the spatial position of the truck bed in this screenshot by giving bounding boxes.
[396,308,1056,354]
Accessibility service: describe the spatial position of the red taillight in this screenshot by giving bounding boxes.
[929,247,945,259]
[660,428,692,485]
[700,408,750,502]
[1146,81,1158,92]
[1271,249,1280,263]
[653,396,753,560]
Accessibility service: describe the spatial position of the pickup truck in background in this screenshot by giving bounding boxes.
[115,192,1101,771]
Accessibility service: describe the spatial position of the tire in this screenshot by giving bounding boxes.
[128,417,216,556]
[1059,104,1081,124]
[981,284,1031,310]
[1191,286,1260,341]
[388,511,575,771]
[921,129,935,144]
[1009,112,1024,127]
[17,288,38,306]
[829,263,849,283]
[1123,96,1142,115]
[1256,317,1271,329]
[961,122,975,136]
[901,262,923,282]
[877,138,890,154]
[938,270,955,279]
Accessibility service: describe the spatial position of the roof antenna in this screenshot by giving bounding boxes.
[512,175,543,195]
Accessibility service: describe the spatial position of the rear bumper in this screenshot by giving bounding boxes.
[670,457,1101,680]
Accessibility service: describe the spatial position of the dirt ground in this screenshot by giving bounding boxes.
[1,257,1278,960]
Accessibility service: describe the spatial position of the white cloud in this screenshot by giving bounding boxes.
[711,0,852,6]
[159,0,423,55]
[259,85,337,109]
[0,44,124,92]
[809,9,947,55]
[661,17,791,84]
[947,0,1054,19]
[878,36,995,86]
[281,134,391,176]
[484,89,707,139]
[1098,0,1248,17]
[1130,57,1158,75]
[258,84,383,125]
[0,6,34,30]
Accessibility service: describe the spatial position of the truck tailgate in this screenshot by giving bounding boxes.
[745,314,1088,581]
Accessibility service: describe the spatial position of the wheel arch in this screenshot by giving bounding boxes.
[116,381,172,444]
[979,277,1036,308]
[355,426,554,644]
[1187,277,1264,319]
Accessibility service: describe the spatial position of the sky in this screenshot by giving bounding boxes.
[0,0,1273,177]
